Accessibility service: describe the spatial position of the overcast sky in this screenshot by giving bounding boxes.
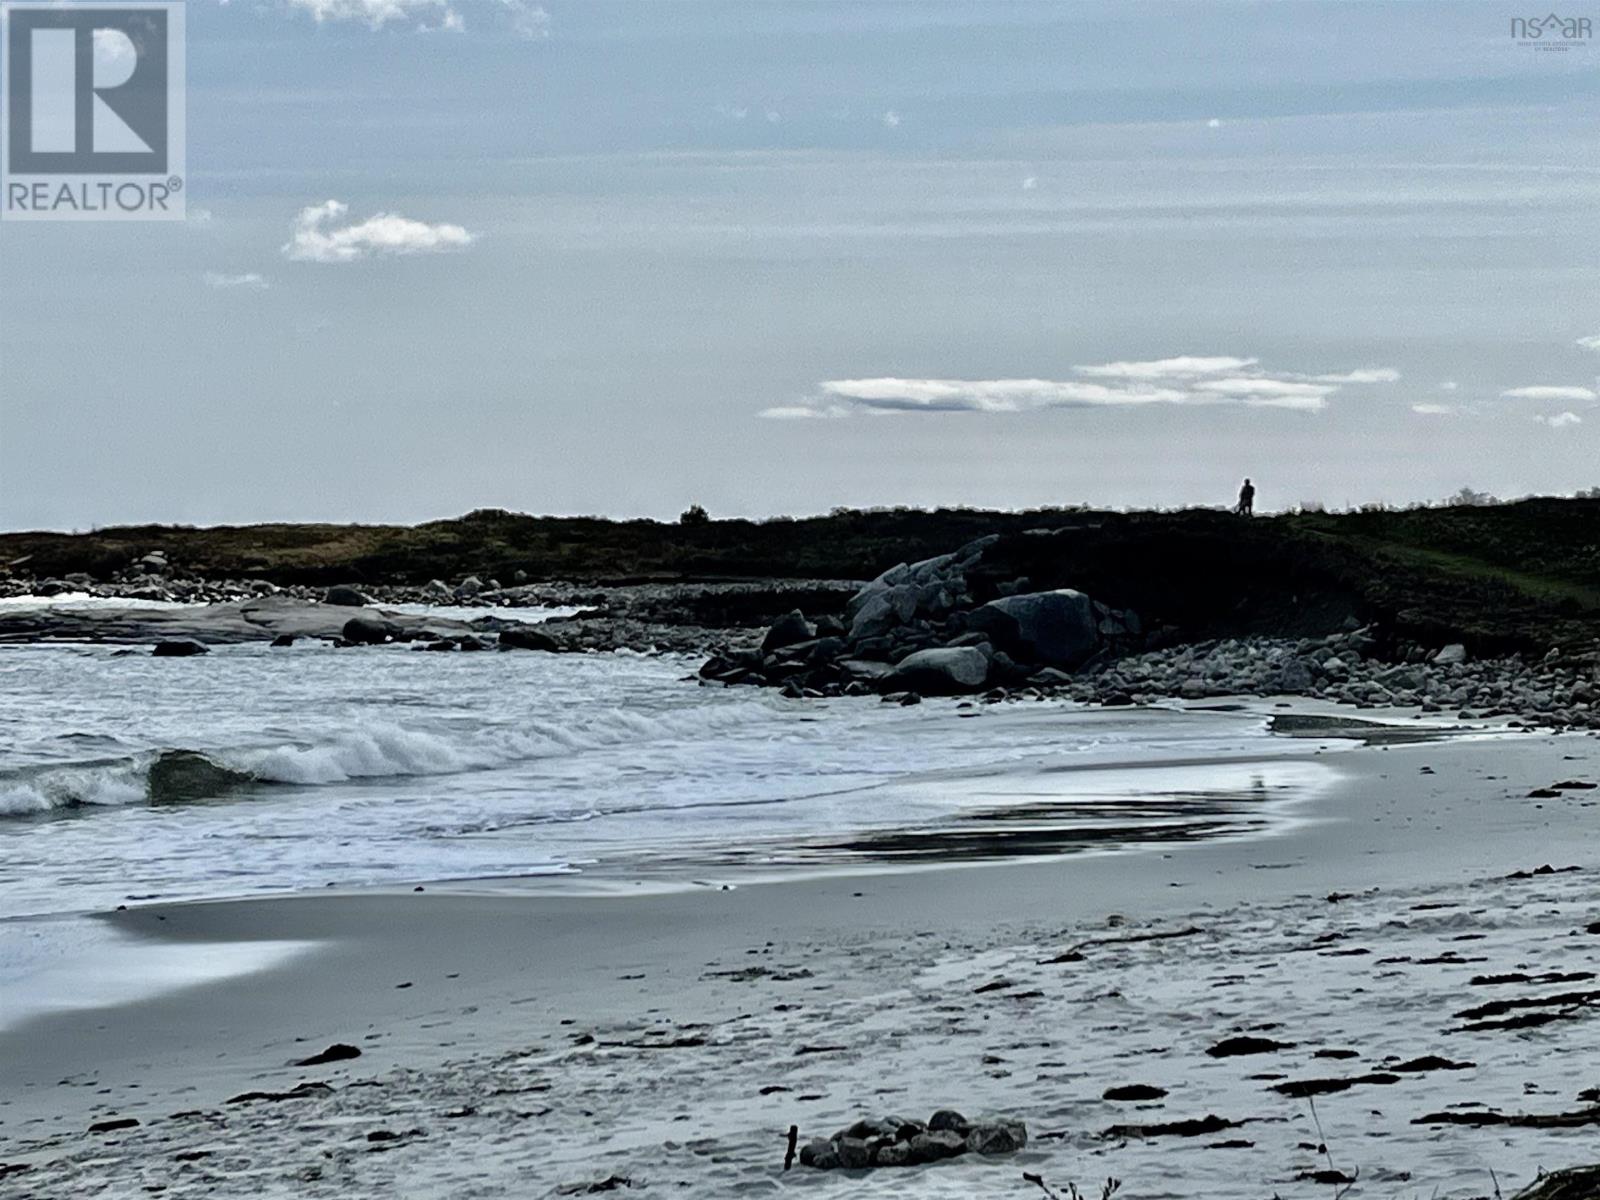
[3,0,1599,529]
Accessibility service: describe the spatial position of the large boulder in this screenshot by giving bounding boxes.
[152,639,208,657]
[761,609,815,655]
[323,585,371,607]
[849,585,918,642]
[498,626,560,652]
[342,614,400,645]
[887,647,989,694]
[968,589,1098,669]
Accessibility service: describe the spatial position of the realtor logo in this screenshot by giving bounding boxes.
[1,1,185,220]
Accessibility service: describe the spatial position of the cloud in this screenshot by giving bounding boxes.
[1576,335,1600,351]
[816,378,1190,413]
[1537,411,1584,428]
[204,271,269,290]
[1438,380,1459,391]
[283,0,546,37]
[1191,377,1336,408]
[1206,118,1222,129]
[762,355,1399,420]
[282,200,475,263]
[758,405,849,420]
[1411,403,1457,416]
[1309,368,1401,384]
[1075,355,1257,380]
[882,110,901,128]
[1021,176,1037,190]
[1502,385,1599,403]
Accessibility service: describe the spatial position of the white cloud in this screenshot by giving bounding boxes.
[817,378,1189,413]
[1537,411,1584,428]
[1309,368,1401,384]
[882,110,901,128]
[1206,118,1222,129]
[1021,176,1037,190]
[282,200,475,263]
[284,0,546,37]
[1438,380,1459,391]
[758,404,848,420]
[204,271,269,290]
[1075,355,1256,380]
[764,355,1395,420]
[1411,403,1457,416]
[1576,335,1600,351]
[1502,385,1599,402]
[1191,377,1336,409]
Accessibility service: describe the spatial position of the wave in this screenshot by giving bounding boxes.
[0,699,790,818]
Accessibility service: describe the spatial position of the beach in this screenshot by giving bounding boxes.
[4,721,1599,1197]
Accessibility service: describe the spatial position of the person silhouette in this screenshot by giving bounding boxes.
[1236,478,1255,516]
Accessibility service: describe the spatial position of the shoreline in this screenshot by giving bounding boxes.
[4,729,1600,1195]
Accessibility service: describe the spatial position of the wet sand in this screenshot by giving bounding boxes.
[3,728,1600,1196]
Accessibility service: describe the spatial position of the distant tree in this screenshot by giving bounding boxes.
[1446,486,1499,507]
[679,504,710,526]
[1576,486,1600,499]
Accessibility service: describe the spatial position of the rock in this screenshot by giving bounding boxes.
[1206,1035,1295,1058]
[323,585,371,607]
[270,634,296,648]
[499,626,560,652]
[425,579,451,597]
[836,1137,872,1168]
[907,1130,967,1163]
[873,1141,911,1166]
[927,1109,970,1134]
[1435,643,1468,665]
[456,576,484,598]
[1103,1083,1168,1101]
[152,639,208,657]
[342,614,400,645]
[888,647,989,694]
[88,1117,139,1134]
[294,1043,361,1067]
[1276,659,1314,692]
[762,609,815,654]
[968,589,1098,669]
[849,585,918,642]
[798,1139,840,1169]
[966,1120,1027,1155]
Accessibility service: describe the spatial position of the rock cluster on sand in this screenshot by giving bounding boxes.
[702,538,1600,731]
[701,536,1141,698]
[1058,633,1600,731]
[798,1109,1026,1169]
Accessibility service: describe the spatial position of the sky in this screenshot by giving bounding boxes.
[2,0,1600,529]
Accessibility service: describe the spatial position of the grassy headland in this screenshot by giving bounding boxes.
[3,499,1598,656]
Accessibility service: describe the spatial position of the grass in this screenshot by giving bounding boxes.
[4,498,1597,654]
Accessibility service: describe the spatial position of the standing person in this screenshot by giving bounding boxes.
[1236,478,1256,516]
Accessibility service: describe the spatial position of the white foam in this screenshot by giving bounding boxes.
[0,762,147,815]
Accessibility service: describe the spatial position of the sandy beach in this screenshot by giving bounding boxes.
[4,722,1599,1197]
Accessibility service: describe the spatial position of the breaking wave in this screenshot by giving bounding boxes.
[0,700,786,818]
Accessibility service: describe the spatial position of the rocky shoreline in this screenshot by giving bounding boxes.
[0,566,855,657]
[700,536,1600,732]
[7,535,1600,731]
